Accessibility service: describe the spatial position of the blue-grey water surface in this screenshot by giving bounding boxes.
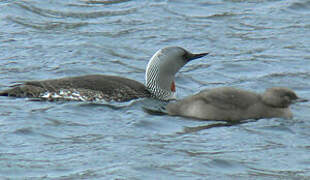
[1,0,310,179]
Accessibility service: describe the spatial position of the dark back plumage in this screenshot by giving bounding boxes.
[0,75,151,102]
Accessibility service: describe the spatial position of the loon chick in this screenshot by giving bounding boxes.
[0,47,208,102]
[165,87,307,121]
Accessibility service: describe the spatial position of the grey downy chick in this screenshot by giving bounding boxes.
[165,87,307,121]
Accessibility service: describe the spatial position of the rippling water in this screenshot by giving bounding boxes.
[1,0,310,179]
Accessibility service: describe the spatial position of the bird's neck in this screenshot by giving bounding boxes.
[146,80,176,101]
[144,55,176,100]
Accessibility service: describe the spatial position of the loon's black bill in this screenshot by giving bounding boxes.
[293,98,308,104]
[187,52,209,61]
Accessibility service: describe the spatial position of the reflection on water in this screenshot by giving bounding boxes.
[179,120,250,135]
[0,0,310,179]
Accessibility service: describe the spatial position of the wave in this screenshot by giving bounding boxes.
[14,1,137,19]
[7,16,89,30]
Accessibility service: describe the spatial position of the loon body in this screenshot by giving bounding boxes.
[166,87,307,121]
[0,75,150,102]
[0,47,208,102]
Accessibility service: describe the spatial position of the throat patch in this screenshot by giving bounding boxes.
[170,81,176,92]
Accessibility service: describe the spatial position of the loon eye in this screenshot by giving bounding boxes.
[182,53,188,60]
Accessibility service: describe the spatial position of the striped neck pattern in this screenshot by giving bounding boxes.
[145,51,175,101]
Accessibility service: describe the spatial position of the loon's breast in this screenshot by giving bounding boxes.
[0,75,151,102]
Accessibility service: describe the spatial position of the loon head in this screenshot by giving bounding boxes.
[262,87,308,108]
[145,46,208,101]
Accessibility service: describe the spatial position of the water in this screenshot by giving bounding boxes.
[1,0,310,179]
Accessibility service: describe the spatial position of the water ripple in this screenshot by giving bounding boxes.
[83,0,132,5]
[7,16,89,30]
[14,1,137,19]
[13,127,34,135]
[256,72,310,82]
[287,1,310,14]
[163,5,243,20]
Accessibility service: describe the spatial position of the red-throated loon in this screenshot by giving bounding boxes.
[0,47,208,102]
[161,87,307,121]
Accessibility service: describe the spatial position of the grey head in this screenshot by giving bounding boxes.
[145,46,208,100]
[262,87,307,108]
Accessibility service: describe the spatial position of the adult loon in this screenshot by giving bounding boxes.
[164,87,307,121]
[0,47,208,102]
